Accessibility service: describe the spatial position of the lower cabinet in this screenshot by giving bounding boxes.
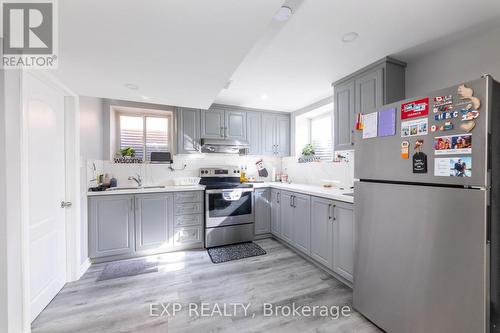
[135,193,174,252]
[270,189,281,235]
[270,189,355,283]
[89,194,135,258]
[89,191,203,261]
[254,188,271,235]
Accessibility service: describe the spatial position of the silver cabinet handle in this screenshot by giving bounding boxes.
[291,195,296,208]
[60,201,72,208]
[289,195,293,207]
[351,130,354,145]
[225,127,228,138]
[328,204,332,220]
[277,192,280,203]
[332,204,336,221]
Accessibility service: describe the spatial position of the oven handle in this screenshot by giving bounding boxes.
[205,188,254,194]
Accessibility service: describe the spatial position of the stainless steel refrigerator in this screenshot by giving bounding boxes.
[353,76,500,333]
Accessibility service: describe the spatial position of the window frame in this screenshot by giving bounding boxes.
[115,107,173,162]
[309,112,334,161]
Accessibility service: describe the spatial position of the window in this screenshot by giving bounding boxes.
[118,112,171,161]
[310,113,333,161]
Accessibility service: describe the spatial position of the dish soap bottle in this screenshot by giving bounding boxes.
[240,165,247,183]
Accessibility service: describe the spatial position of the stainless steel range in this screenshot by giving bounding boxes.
[200,167,254,248]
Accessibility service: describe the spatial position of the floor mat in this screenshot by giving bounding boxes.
[97,259,158,281]
[207,242,267,264]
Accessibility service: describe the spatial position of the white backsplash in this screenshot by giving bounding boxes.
[86,154,282,188]
[281,152,355,189]
[85,153,355,190]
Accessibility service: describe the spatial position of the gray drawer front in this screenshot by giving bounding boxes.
[175,214,203,227]
[174,191,203,203]
[175,202,203,215]
[174,227,202,245]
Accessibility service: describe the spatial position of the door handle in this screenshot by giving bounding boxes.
[289,195,293,207]
[332,204,336,221]
[292,195,296,208]
[328,204,332,220]
[60,201,72,208]
[350,130,354,145]
[277,192,280,203]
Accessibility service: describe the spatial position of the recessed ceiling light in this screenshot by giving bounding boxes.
[124,83,139,90]
[260,94,268,100]
[342,32,359,43]
[141,95,150,100]
[273,6,292,22]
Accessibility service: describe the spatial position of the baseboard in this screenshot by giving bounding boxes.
[78,258,91,279]
[254,233,272,240]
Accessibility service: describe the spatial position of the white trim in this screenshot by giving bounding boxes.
[78,258,91,279]
[19,70,80,332]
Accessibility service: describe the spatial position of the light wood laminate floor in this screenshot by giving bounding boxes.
[32,238,381,333]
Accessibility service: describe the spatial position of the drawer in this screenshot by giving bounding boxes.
[174,191,203,204]
[175,214,203,227]
[174,227,202,246]
[175,202,203,215]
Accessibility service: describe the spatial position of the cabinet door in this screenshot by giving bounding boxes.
[201,108,224,139]
[177,108,200,154]
[135,193,174,252]
[276,115,290,156]
[355,67,383,115]
[225,110,247,140]
[334,81,355,151]
[246,111,261,155]
[310,196,334,268]
[280,191,294,244]
[262,114,276,156]
[254,188,271,235]
[270,189,281,236]
[333,201,355,282]
[291,192,311,255]
[89,195,135,258]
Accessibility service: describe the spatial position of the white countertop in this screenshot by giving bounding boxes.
[87,185,205,196]
[248,182,354,203]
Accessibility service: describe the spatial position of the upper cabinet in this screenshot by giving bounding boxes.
[262,113,290,157]
[177,105,290,156]
[176,107,201,154]
[201,107,246,140]
[333,57,406,151]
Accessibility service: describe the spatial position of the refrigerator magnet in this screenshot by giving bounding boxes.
[412,140,427,173]
[460,108,479,121]
[433,95,453,107]
[460,120,476,133]
[440,121,453,131]
[434,111,459,121]
[433,105,453,113]
[401,141,409,159]
[401,97,429,120]
[430,124,439,132]
[457,84,481,110]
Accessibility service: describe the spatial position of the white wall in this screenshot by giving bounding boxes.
[404,22,500,97]
[0,67,7,333]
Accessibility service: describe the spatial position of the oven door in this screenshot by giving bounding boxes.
[205,188,254,228]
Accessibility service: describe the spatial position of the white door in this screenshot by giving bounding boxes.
[24,73,67,321]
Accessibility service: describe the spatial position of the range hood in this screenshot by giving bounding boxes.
[200,138,249,154]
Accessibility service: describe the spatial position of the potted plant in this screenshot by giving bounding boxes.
[298,144,318,163]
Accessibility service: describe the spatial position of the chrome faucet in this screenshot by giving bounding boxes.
[128,173,142,187]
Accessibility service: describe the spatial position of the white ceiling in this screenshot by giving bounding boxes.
[54,0,284,109]
[215,0,500,111]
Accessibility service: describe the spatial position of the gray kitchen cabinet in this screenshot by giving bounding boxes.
[270,189,281,236]
[89,195,135,258]
[225,110,246,140]
[332,201,355,282]
[334,81,355,151]
[333,57,406,151]
[280,191,294,244]
[176,107,201,154]
[201,108,225,139]
[134,193,174,252]
[261,113,290,156]
[310,196,334,268]
[254,188,271,235]
[291,192,311,255]
[89,190,204,261]
[246,111,262,155]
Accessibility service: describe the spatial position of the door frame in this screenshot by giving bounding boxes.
[19,70,81,331]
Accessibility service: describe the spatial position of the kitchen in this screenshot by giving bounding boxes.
[2,1,500,333]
